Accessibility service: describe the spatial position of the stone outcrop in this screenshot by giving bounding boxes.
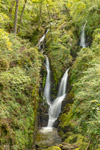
[35,128,61,150]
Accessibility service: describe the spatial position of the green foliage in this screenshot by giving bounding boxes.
[0,0,100,149]
[0,13,10,28]
[59,29,100,149]
[67,0,100,36]
[0,29,12,51]
[70,47,93,84]
[0,33,43,149]
[47,29,77,92]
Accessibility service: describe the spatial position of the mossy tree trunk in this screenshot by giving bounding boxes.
[9,0,15,19]
[14,0,19,37]
[18,0,27,33]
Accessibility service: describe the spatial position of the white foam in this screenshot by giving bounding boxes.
[39,127,53,133]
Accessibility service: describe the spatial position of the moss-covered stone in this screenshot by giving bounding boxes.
[64,133,88,150]
[43,146,61,150]
[35,128,61,149]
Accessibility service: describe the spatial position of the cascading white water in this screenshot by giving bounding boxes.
[57,69,69,97]
[38,29,50,50]
[80,21,87,48]
[39,29,49,43]
[47,94,66,127]
[44,55,51,105]
[47,69,69,127]
[39,31,69,132]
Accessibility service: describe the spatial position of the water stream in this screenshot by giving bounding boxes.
[41,57,69,132]
[80,21,87,48]
[44,55,51,105]
[39,29,49,44]
[39,30,69,132]
[42,22,86,131]
[47,69,69,128]
[38,29,50,50]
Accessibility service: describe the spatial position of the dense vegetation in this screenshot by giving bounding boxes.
[59,32,100,149]
[0,0,100,150]
[0,35,44,149]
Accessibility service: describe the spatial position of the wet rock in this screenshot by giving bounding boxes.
[38,103,49,127]
[35,128,61,150]
[59,143,75,150]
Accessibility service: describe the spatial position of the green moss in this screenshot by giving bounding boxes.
[59,105,74,130]
[64,133,88,150]
[46,29,77,94]
[43,146,61,150]
[42,73,46,89]
[70,47,93,84]
[59,29,100,150]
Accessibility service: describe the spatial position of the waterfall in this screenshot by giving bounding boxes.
[44,55,51,105]
[57,69,69,97]
[38,29,50,50]
[47,94,66,127]
[80,21,87,48]
[47,69,69,127]
[39,29,49,43]
[39,31,69,132]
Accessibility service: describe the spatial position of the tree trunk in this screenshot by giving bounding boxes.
[39,0,42,25]
[18,0,27,33]
[14,0,19,37]
[46,3,52,40]
[9,0,15,19]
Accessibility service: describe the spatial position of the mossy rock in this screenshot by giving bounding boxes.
[43,146,61,150]
[35,128,61,149]
[64,133,88,150]
[59,142,75,150]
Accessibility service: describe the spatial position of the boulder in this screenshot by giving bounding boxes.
[35,127,61,149]
[43,146,61,150]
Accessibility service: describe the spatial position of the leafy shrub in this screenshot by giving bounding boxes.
[0,29,12,51]
[0,13,10,28]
